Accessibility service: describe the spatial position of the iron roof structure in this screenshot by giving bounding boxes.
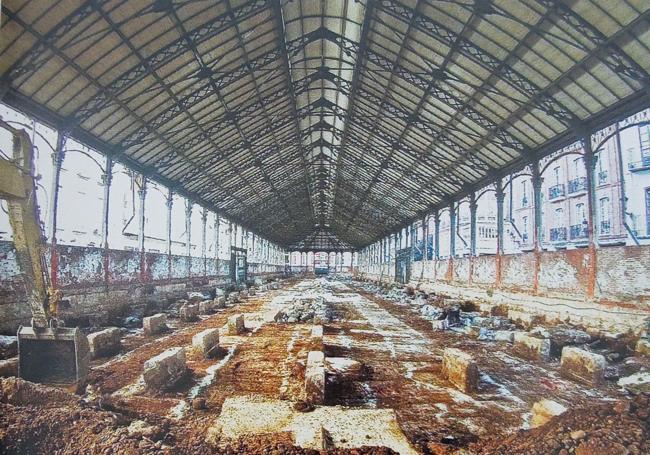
[1,0,649,252]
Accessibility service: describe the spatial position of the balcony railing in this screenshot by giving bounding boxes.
[600,220,611,235]
[598,170,608,185]
[521,196,529,207]
[570,224,589,240]
[521,232,529,243]
[629,155,650,171]
[550,227,567,242]
[568,177,587,194]
[548,184,565,200]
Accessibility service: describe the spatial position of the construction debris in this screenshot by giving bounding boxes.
[305,351,326,405]
[442,348,479,393]
[143,313,168,336]
[143,347,187,391]
[87,327,121,358]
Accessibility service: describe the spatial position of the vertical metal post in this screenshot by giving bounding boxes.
[448,203,456,281]
[449,203,456,258]
[49,133,66,289]
[214,214,220,274]
[201,207,208,277]
[531,160,542,294]
[469,193,477,284]
[166,189,173,281]
[185,200,192,257]
[184,199,192,277]
[101,156,113,285]
[583,133,598,298]
[137,175,147,282]
[470,194,477,257]
[495,179,504,288]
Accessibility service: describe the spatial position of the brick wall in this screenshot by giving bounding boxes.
[0,240,286,333]
[356,244,650,332]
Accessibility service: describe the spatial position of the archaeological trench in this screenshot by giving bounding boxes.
[1,272,649,454]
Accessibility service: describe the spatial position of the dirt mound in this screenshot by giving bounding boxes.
[473,393,650,455]
[0,377,80,406]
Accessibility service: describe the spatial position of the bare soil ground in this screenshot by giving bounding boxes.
[0,277,646,454]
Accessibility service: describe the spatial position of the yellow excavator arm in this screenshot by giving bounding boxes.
[0,119,89,388]
[0,120,51,328]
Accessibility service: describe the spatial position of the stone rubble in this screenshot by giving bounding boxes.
[143,313,168,336]
[142,347,187,391]
[192,328,220,358]
[87,327,121,358]
[274,297,333,324]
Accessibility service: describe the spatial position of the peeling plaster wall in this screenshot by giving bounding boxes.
[538,250,588,297]
[596,245,650,301]
[0,240,286,333]
[357,245,650,332]
[453,258,469,283]
[501,253,535,292]
[472,256,496,286]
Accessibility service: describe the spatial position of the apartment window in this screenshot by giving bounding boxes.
[522,216,528,234]
[554,166,561,185]
[640,126,650,157]
[522,180,528,206]
[598,152,608,185]
[600,197,611,235]
[573,158,582,178]
[575,203,586,223]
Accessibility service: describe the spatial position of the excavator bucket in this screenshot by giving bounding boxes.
[17,326,90,389]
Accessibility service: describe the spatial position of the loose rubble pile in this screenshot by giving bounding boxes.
[474,393,650,455]
[275,297,333,324]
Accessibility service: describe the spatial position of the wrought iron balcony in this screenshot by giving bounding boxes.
[600,220,611,235]
[568,176,587,194]
[550,227,567,242]
[628,155,650,171]
[548,184,565,200]
[598,170,608,185]
[570,224,589,240]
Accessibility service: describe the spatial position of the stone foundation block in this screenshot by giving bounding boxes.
[192,328,220,358]
[311,325,323,348]
[143,313,167,336]
[560,346,606,386]
[636,339,650,356]
[180,303,200,322]
[199,300,214,314]
[325,357,366,381]
[513,333,551,361]
[214,296,226,308]
[227,314,245,335]
[87,327,121,358]
[531,399,567,428]
[442,348,479,393]
[0,358,18,378]
[305,351,325,404]
[494,330,515,343]
[143,347,187,391]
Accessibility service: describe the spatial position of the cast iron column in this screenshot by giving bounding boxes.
[49,133,66,289]
[583,132,598,298]
[101,156,113,284]
[137,176,147,282]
